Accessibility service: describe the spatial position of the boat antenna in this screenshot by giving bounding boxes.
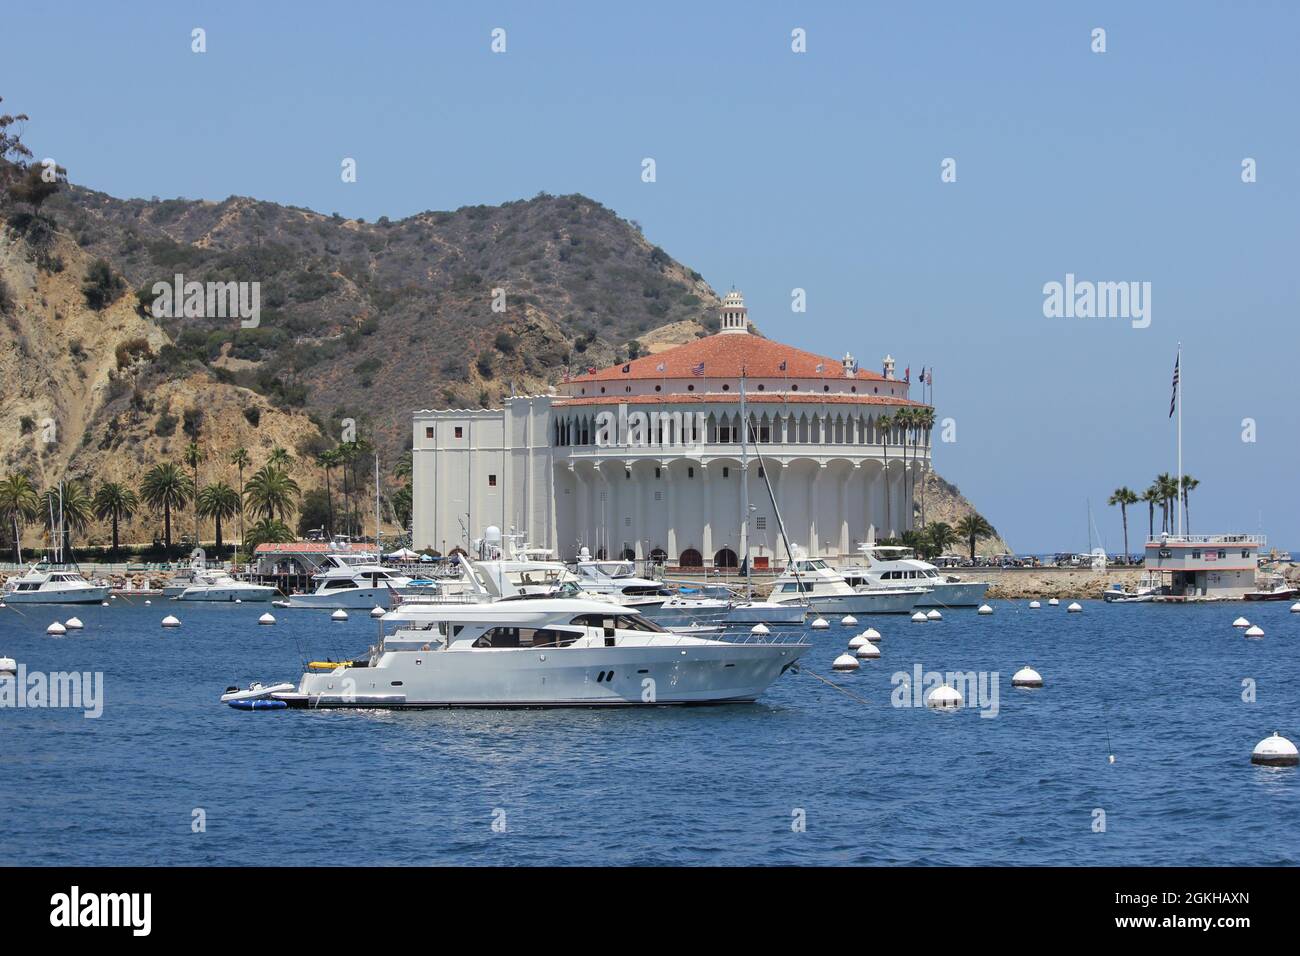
[374,452,381,559]
[740,369,751,598]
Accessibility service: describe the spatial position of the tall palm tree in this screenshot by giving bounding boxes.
[895,408,916,530]
[914,406,936,525]
[954,513,995,562]
[876,413,894,537]
[1141,484,1160,540]
[196,482,242,555]
[93,482,139,553]
[317,448,340,537]
[0,472,41,563]
[393,450,412,483]
[244,517,295,552]
[183,440,204,545]
[230,447,250,563]
[1180,475,1199,534]
[141,463,195,553]
[42,479,93,557]
[1153,473,1175,532]
[244,465,301,523]
[1108,487,1138,560]
[925,521,957,559]
[268,446,293,471]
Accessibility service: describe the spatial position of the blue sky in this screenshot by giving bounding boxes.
[5,1,1297,552]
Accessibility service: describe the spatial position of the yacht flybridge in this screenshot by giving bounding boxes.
[837,545,990,608]
[282,553,418,608]
[223,597,809,708]
[767,554,923,615]
[2,565,108,604]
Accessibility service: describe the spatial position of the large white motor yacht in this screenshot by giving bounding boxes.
[767,554,923,615]
[569,552,673,609]
[2,565,109,604]
[175,568,277,602]
[837,545,989,608]
[229,597,809,709]
[284,554,417,608]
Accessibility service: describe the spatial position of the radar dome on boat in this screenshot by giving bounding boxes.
[926,684,962,710]
[811,617,829,630]
[832,653,860,671]
[1245,624,1265,639]
[161,615,181,628]
[840,615,857,626]
[331,609,349,622]
[258,613,276,625]
[1252,732,1299,767]
[1029,601,1041,609]
[926,609,942,621]
[855,642,880,660]
[1067,602,1082,613]
[1012,666,1043,688]
[978,604,993,615]
[863,627,882,642]
[46,621,66,636]
[911,611,927,623]
[848,633,868,649]
[1233,616,1250,628]
[370,606,386,619]
[65,617,84,630]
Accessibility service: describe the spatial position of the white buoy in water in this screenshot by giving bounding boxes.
[101,601,109,606]
[848,633,868,650]
[144,599,151,606]
[1067,602,1082,613]
[811,617,829,630]
[1012,666,1043,688]
[1048,598,1060,606]
[1244,624,1265,639]
[855,642,880,660]
[863,627,882,643]
[840,615,857,627]
[331,609,349,622]
[1233,616,1250,628]
[65,617,84,630]
[370,606,386,619]
[161,614,181,628]
[258,612,276,625]
[832,653,860,671]
[978,604,993,615]
[46,621,67,636]
[1029,601,1041,609]
[1251,732,1299,767]
[926,684,962,710]
[1291,602,1300,613]
[926,609,942,621]
[234,599,242,604]
[911,611,927,623]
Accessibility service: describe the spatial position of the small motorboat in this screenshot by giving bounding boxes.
[1243,574,1299,602]
[1103,574,1165,603]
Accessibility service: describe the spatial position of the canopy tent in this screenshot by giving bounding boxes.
[384,547,421,560]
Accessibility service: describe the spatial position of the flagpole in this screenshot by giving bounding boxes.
[1176,342,1183,537]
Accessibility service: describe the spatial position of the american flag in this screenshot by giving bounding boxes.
[656,361,666,372]
[815,362,824,373]
[778,360,787,371]
[1169,354,1179,418]
[691,361,705,377]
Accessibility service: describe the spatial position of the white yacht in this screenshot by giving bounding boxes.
[2,565,109,604]
[838,545,990,608]
[175,568,277,602]
[767,555,922,615]
[283,554,417,608]
[227,597,810,709]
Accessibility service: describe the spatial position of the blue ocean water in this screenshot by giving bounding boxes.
[1,597,1296,866]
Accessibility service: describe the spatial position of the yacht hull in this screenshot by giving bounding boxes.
[914,581,989,607]
[3,586,109,604]
[176,586,277,602]
[774,590,921,615]
[278,642,808,708]
[285,588,404,609]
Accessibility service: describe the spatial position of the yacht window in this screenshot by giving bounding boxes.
[324,579,358,589]
[472,626,574,649]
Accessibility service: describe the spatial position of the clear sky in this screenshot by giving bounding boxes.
[5,1,1297,552]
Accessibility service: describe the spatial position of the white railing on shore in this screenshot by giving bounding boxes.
[1145,534,1266,546]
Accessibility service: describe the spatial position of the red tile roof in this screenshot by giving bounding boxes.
[554,393,927,408]
[567,332,887,383]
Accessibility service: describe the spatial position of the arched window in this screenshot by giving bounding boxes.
[714,547,738,569]
[679,548,703,568]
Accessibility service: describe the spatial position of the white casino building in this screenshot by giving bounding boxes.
[411,292,933,567]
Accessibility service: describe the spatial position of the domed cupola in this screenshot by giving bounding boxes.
[719,290,750,334]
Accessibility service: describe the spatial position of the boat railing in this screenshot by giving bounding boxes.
[1146,533,1267,546]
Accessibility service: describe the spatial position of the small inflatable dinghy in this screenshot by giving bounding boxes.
[220,681,296,705]
[228,698,288,710]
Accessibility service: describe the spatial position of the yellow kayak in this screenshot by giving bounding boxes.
[307,661,348,671]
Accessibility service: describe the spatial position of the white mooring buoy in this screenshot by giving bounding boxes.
[750,623,770,636]
[46,621,67,636]
[863,627,882,642]
[1251,732,1299,767]
[811,617,829,630]
[65,617,84,630]
[101,601,109,606]
[1244,624,1265,639]
[1067,602,1082,613]
[144,599,151,606]
[161,615,181,628]
[840,615,858,627]
[926,684,962,710]
[926,609,942,621]
[855,642,880,660]
[331,609,349,622]
[848,633,868,650]
[832,653,860,672]
[1233,616,1250,628]
[1048,598,1060,606]
[234,599,242,604]
[977,604,993,615]
[1291,602,1300,613]
[258,612,276,625]
[370,606,386,619]
[911,611,927,623]
[1029,601,1041,609]
[1012,666,1043,688]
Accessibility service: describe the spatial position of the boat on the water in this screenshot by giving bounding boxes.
[2,565,109,604]
[283,553,418,608]
[225,597,809,709]
[767,553,923,615]
[837,544,990,607]
[1243,573,1299,602]
[175,568,278,602]
[569,552,673,610]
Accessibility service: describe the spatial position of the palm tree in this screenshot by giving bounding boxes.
[876,413,894,537]
[244,517,295,552]
[913,407,936,525]
[196,482,242,555]
[183,440,204,545]
[317,448,340,537]
[92,482,139,553]
[895,408,916,530]
[244,465,301,523]
[1153,473,1176,532]
[42,479,93,557]
[1180,475,1199,533]
[0,472,41,563]
[141,462,195,553]
[954,513,995,562]
[268,446,293,471]
[230,447,250,563]
[1141,485,1160,540]
[393,450,412,483]
[1108,487,1138,560]
[925,521,957,559]
[391,484,412,530]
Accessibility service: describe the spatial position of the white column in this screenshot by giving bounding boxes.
[664,465,678,560]
[702,463,714,565]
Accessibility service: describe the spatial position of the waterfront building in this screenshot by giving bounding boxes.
[411,292,934,567]
[1144,533,1264,600]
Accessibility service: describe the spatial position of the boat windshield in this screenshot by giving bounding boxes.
[567,612,667,633]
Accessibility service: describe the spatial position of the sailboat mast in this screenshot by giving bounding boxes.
[374,452,381,558]
[740,370,751,596]
[1176,343,1183,537]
